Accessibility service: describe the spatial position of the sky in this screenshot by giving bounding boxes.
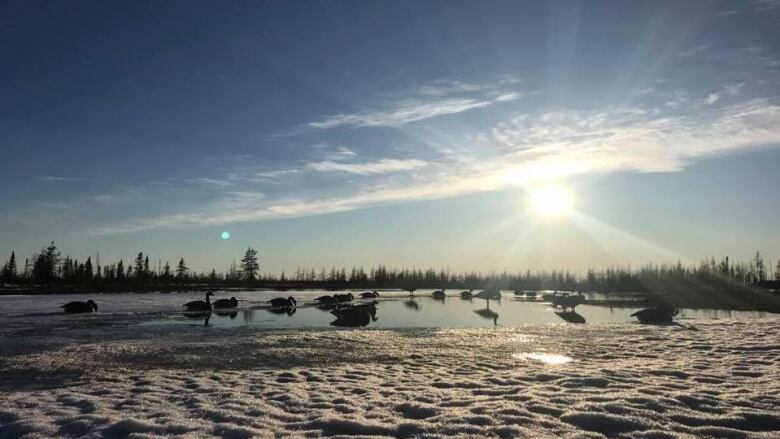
[1,0,779,274]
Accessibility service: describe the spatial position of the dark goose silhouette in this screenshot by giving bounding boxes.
[213,297,238,309]
[431,289,446,301]
[183,292,213,312]
[269,296,297,308]
[315,295,337,304]
[555,311,586,324]
[631,307,678,324]
[360,291,380,299]
[460,289,473,300]
[550,292,584,311]
[334,293,354,303]
[61,300,98,313]
[475,289,501,301]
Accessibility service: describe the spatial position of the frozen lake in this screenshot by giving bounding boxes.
[0,289,773,331]
[1,290,779,438]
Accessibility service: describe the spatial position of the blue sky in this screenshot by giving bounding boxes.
[1,0,779,273]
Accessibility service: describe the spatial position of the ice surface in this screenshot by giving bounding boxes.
[0,319,778,438]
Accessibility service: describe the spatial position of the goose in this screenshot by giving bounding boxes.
[631,307,678,324]
[213,296,239,309]
[551,292,584,311]
[431,289,446,300]
[460,289,473,300]
[183,292,213,312]
[360,291,380,299]
[475,289,502,301]
[61,300,98,314]
[525,291,537,299]
[269,296,297,308]
[315,295,337,304]
[334,293,354,303]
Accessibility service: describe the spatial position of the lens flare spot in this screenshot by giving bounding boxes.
[221,231,231,240]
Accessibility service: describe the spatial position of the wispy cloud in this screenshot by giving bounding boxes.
[175,177,235,187]
[704,83,744,106]
[308,97,497,129]
[252,169,300,179]
[91,94,780,236]
[307,78,523,129]
[307,158,428,175]
[753,0,780,12]
[40,175,88,182]
[676,44,710,58]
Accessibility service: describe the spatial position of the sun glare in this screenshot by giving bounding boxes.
[529,184,574,219]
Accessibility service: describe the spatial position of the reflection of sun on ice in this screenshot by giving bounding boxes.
[529,184,574,219]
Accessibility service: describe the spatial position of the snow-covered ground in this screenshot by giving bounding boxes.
[1,318,778,438]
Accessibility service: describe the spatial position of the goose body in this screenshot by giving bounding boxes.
[631,307,678,324]
[460,289,473,299]
[183,292,213,312]
[269,296,297,308]
[360,291,380,299]
[315,295,337,304]
[334,293,354,303]
[61,300,98,314]
[475,289,502,300]
[551,292,584,311]
[213,297,239,309]
[431,289,446,300]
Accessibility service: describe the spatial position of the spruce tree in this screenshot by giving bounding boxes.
[1,251,16,282]
[175,258,188,279]
[134,252,145,279]
[240,248,259,281]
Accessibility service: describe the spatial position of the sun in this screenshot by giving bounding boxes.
[528,184,575,219]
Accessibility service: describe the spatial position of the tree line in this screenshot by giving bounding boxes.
[1,242,779,295]
[0,242,260,288]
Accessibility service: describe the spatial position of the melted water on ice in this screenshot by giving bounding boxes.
[0,289,773,331]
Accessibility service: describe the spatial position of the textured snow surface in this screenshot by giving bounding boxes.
[0,320,778,438]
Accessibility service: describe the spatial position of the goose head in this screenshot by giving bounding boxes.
[87,300,98,312]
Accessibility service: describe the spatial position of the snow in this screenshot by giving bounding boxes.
[0,319,779,438]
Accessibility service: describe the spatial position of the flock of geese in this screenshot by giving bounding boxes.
[57,289,679,324]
